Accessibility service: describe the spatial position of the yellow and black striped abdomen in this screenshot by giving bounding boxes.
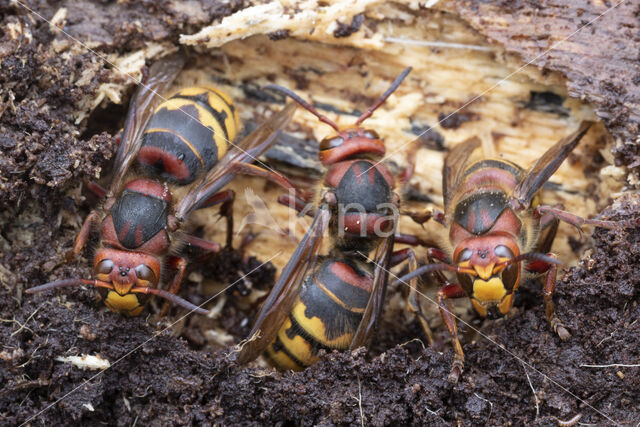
[264,258,373,370]
[138,86,240,185]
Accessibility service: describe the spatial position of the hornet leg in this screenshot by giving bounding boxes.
[390,235,451,347]
[68,210,99,261]
[536,205,561,254]
[160,256,189,316]
[197,190,235,248]
[278,193,316,217]
[538,253,571,340]
[397,143,418,186]
[535,205,640,232]
[230,162,311,201]
[401,208,446,226]
[87,181,107,199]
[182,234,223,254]
[393,233,448,262]
[390,247,434,345]
[437,283,466,383]
[525,208,561,272]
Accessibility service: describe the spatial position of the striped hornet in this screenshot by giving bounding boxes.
[236,68,431,369]
[397,121,639,382]
[27,54,296,316]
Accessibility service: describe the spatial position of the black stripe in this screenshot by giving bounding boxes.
[145,103,219,171]
[464,159,521,178]
[139,130,202,184]
[174,93,232,143]
[287,314,337,356]
[299,275,364,341]
[262,348,283,368]
[270,335,307,368]
[263,345,305,370]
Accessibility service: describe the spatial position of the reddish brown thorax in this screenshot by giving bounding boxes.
[316,126,396,244]
[324,159,395,189]
[100,178,173,254]
[266,69,409,250]
[449,208,522,248]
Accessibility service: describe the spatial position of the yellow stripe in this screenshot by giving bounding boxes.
[145,128,205,168]
[173,86,239,141]
[315,280,365,314]
[471,299,488,317]
[207,90,240,141]
[207,87,234,106]
[174,87,208,96]
[276,316,318,367]
[168,89,240,155]
[498,293,514,315]
[265,344,304,371]
[204,94,234,156]
[291,302,354,349]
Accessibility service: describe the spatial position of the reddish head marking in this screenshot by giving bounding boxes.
[453,232,521,270]
[101,215,119,248]
[94,248,161,296]
[134,224,144,248]
[450,207,522,247]
[136,228,170,254]
[100,215,170,255]
[264,67,411,166]
[318,128,386,165]
[117,220,131,243]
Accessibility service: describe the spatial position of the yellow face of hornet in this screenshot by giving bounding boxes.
[453,234,521,319]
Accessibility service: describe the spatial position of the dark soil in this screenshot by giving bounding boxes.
[2,196,639,425]
[1,1,639,426]
[0,0,245,206]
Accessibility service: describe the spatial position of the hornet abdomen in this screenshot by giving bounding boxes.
[264,258,373,370]
[138,87,240,184]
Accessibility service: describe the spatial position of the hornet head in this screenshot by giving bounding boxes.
[93,248,161,315]
[452,233,521,319]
